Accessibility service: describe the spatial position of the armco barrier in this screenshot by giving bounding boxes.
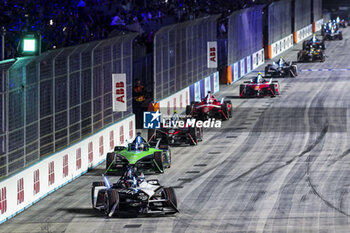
[313,19,323,32]
[294,24,313,44]
[223,49,264,84]
[0,115,135,224]
[266,34,294,59]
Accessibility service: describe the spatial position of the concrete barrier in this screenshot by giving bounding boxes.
[0,115,135,224]
[266,34,294,59]
[313,19,323,32]
[294,24,313,44]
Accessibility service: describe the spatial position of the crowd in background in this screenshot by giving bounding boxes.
[0,0,254,60]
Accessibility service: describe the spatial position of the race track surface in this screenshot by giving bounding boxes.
[2,29,350,233]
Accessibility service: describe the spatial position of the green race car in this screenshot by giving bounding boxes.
[105,133,171,174]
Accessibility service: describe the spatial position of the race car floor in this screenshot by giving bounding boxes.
[2,28,350,232]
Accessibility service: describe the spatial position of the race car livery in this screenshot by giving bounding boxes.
[105,133,171,174]
[186,92,232,120]
[239,74,280,98]
[302,35,326,50]
[147,124,203,146]
[92,166,178,217]
[265,59,298,78]
[297,45,325,62]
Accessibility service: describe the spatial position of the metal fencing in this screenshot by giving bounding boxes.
[0,33,136,178]
[268,0,293,45]
[312,0,323,21]
[228,6,264,65]
[294,0,312,31]
[153,15,219,102]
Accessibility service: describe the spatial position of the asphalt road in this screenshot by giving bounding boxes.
[2,29,350,233]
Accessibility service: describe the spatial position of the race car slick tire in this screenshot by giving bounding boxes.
[91,182,105,208]
[106,152,114,171]
[224,100,233,118]
[186,105,194,116]
[269,84,276,97]
[196,127,203,141]
[189,128,198,146]
[339,32,343,40]
[154,151,164,173]
[239,85,245,98]
[104,189,119,217]
[164,187,178,214]
[302,41,308,50]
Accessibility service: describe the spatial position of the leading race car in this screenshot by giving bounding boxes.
[322,20,343,40]
[92,165,178,217]
[186,92,232,120]
[302,34,326,50]
[297,45,325,62]
[239,73,280,98]
[265,56,298,78]
[105,133,171,174]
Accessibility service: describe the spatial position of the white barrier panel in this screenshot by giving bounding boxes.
[252,49,265,69]
[270,34,294,59]
[158,87,190,116]
[0,115,135,224]
[294,24,313,44]
[314,19,323,32]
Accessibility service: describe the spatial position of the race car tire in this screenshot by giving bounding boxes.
[239,85,245,98]
[302,41,308,50]
[154,152,164,173]
[265,66,270,76]
[91,182,105,208]
[189,128,198,146]
[269,84,276,97]
[186,105,194,116]
[164,187,178,213]
[224,100,233,118]
[339,32,343,40]
[104,189,119,217]
[147,129,156,142]
[297,52,302,62]
[106,152,114,171]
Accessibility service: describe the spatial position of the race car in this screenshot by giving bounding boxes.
[185,92,232,120]
[239,73,280,98]
[265,56,298,78]
[297,45,325,62]
[92,165,178,217]
[148,124,203,146]
[302,34,326,50]
[322,21,343,40]
[105,133,171,174]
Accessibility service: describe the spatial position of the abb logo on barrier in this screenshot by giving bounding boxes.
[120,126,124,144]
[48,161,55,186]
[207,41,217,68]
[33,169,40,195]
[129,121,133,139]
[76,148,81,170]
[17,178,24,205]
[99,136,104,157]
[112,74,126,112]
[0,187,6,214]
[109,131,114,150]
[63,154,68,178]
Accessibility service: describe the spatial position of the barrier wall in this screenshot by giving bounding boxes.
[313,19,324,33]
[312,0,323,24]
[294,0,311,32]
[153,15,219,102]
[293,24,313,44]
[224,49,264,84]
[267,34,294,59]
[0,115,135,224]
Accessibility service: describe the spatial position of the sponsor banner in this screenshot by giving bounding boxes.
[205,76,211,94]
[207,41,217,68]
[213,72,219,94]
[195,81,201,102]
[234,62,239,81]
[270,34,293,58]
[247,56,252,73]
[112,73,126,112]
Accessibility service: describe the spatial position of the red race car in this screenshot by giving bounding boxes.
[239,73,280,98]
[186,92,232,120]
